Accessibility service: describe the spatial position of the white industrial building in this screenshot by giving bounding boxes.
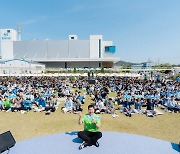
[0,58,45,74]
[0,28,120,69]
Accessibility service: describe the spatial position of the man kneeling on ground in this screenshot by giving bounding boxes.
[78,105,102,150]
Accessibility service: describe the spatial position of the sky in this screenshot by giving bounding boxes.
[0,0,180,64]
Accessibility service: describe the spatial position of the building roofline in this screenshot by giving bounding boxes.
[31,58,120,63]
[0,58,41,64]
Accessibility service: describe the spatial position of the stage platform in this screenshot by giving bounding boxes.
[3,132,179,154]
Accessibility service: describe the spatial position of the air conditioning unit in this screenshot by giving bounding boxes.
[69,35,78,40]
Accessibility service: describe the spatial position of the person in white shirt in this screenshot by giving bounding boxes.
[62,95,73,113]
[167,96,180,112]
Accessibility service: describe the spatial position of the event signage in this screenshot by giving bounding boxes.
[1,32,11,40]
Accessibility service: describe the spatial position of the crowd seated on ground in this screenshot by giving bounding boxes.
[0,75,179,117]
[0,77,69,114]
[86,75,180,117]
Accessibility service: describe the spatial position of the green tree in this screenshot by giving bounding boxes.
[101,66,105,73]
[73,67,77,73]
[153,63,172,69]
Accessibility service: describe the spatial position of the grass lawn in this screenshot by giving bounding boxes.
[0,90,180,143]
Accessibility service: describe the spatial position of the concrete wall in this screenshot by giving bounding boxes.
[68,40,90,58]
[1,41,14,59]
[13,40,90,59]
[13,36,114,60]
[89,35,102,58]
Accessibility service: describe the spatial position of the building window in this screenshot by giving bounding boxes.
[105,47,109,51]
[7,30,10,33]
[105,46,116,53]
[99,39,101,58]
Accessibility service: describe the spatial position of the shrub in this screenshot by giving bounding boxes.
[73,67,77,73]
[101,66,105,73]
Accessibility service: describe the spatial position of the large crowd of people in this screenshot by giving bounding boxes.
[0,75,179,117]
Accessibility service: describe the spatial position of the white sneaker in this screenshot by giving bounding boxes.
[164,109,167,112]
[21,110,27,114]
[112,114,116,118]
[6,109,11,112]
[115,114,119,117]
[79,142,87,150]
[21,110,25,114]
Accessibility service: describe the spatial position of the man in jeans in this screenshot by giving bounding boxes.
[78,105,102,150]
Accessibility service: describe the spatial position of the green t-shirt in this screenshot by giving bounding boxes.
[82,114,101,132]
[2,99,11,108]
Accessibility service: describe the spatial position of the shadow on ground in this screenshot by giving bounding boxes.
[171,143,180,153]
[65,131,83,144]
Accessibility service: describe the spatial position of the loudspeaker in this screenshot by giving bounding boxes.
[0,131,16,153]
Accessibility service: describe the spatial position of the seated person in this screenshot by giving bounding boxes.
[94,99,106,114]
[63,87,70,96]
[100,89,107,100]
[45,96,57,114]
[103,95,109,106]
[115,92,123,106]
[8,91,17,99]
[132,98,143,114]
[33,95,45,112]
[105,98,118,118]
[73,98,83,114]
[77,92,85,104]
[2,96,12,111]
[140,98,146,107]
[34,93,40,105]
[62,95,73,113]
[121,98,133,117]
[86,86,93,95]
[146,98,157,117]
[11,96,23,112]
[38,97,46,107]
[158,95,168,109]
[22,98,33,111]
[73,90,79,100]
[94,94,103,104]
[78,105,102,149]
[166,96,180,113]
